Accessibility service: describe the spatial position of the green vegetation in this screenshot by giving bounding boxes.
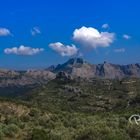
[0,78,140,139]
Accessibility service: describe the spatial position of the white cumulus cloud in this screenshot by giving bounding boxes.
[0,28,11,36]
[102,23,109,29]
[31,27,41,36]
[114,48,125,53]
[73,26,115,49]
[123,34,131,40]
[4,45,44,55]
[49,42,78,56]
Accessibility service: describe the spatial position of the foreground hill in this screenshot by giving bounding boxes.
[23,76,140,113]
[0,77,140,139]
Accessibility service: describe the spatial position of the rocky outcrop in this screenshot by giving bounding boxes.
[56,71,72,81]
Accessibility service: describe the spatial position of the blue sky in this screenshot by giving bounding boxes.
[0,0,140,69]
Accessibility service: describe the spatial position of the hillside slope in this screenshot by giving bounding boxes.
[0,77,140,139]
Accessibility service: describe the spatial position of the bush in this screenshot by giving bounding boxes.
[29,108,40,118]
[28,128,48,140]
[74,127,96,140]
[0,129,4,140]
[103,132,127,140]
[3,124,19,138]
[5,116,21,126]
[126,124,140,139]
[20,114,31,122]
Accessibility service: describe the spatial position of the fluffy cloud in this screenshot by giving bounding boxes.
[73,26,115,49]
[102,24,109,29]
[49,42,78,56]
[31,27,41,36]
[0,28,11,36]
[114,48,125,53]
[4,45,44,55]
[123,34,131,40]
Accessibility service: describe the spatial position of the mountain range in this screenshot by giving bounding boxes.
[52,58,140,79]
[1,58,140,86]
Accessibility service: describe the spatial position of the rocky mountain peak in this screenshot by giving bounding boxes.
[66,58,86,65]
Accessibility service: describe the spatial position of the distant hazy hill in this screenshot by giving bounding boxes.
[0,69,55,96]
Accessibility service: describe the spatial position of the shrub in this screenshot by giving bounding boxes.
[28,128,48,140]
[0,129,4,140]
[29,108,40,118]
[3,124,19,138]
[126,124,140,139]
